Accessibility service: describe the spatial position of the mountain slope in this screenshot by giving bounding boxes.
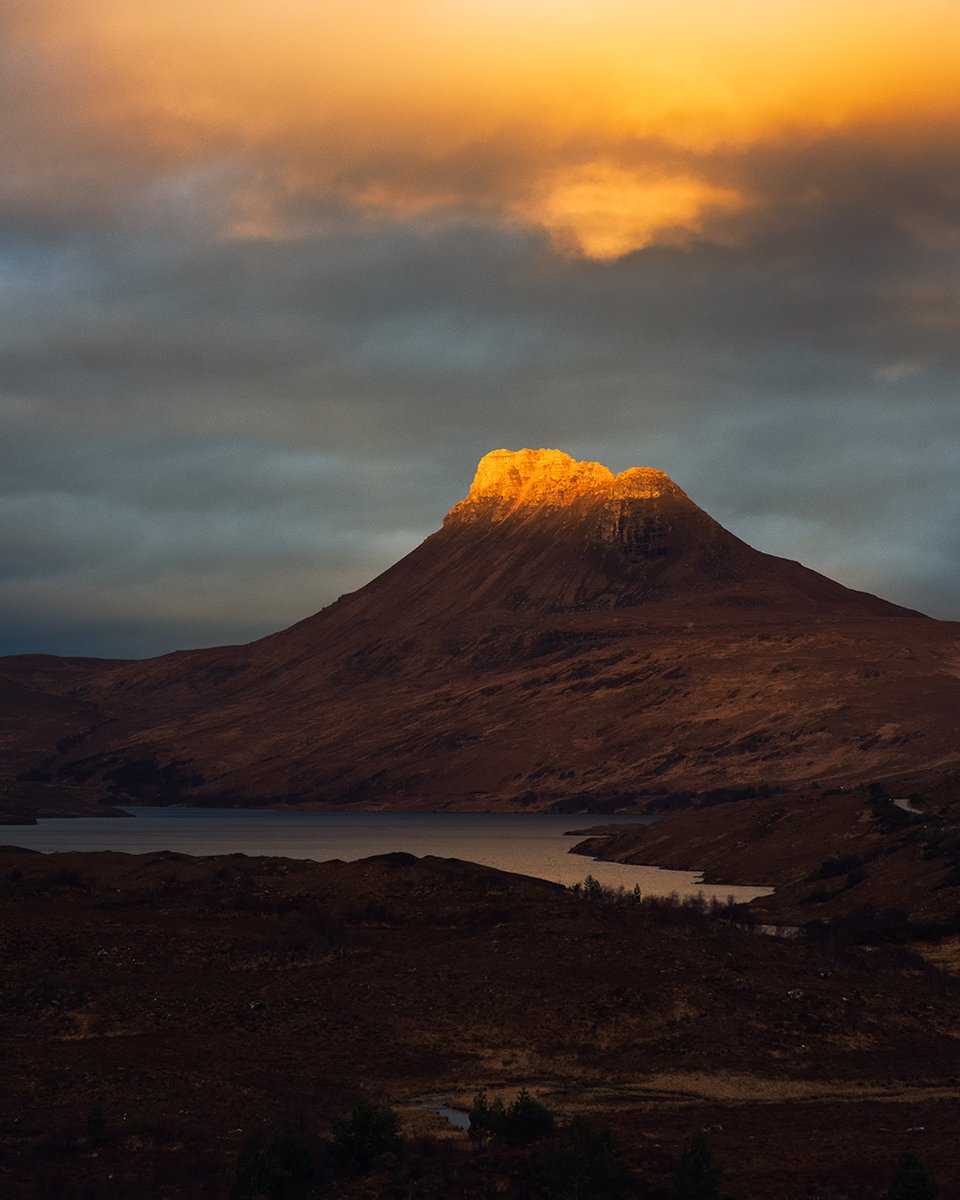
[5,448,959,810]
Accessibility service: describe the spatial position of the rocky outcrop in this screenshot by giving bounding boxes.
[445,448,681,524]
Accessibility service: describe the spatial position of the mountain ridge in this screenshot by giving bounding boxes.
[1,448,957,812]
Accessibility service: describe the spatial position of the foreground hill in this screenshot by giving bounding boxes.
[2,847,960,1198]
[3,448,959,811]
[572,771,960,929]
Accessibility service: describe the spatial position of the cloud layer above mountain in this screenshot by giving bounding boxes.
[3,0,959,655]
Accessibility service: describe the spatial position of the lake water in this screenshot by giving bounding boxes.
[1,807,773,903]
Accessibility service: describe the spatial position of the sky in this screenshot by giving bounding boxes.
[2,0,959,658]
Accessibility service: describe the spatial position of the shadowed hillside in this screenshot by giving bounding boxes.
[2,449,958,812]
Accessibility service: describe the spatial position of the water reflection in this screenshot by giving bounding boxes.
[3,807,772,904]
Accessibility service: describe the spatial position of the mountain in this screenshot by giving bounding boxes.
[3,448,960,811]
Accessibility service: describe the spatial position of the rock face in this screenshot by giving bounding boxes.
[2,449,959,811]
[441,450,708,607]
[447,448,678,519]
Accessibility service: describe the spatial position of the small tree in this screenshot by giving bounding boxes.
[86,1101,107,1149]
[468,1091,505,1145]
[673,1129,721,1200]
[502,1089,556,1147]
[582,875,603,900]
[884,1150,939,1200]
[329,1099,401,1177]
[229,1131,314,1199]
[231,1136,264,1199]
[540,1116,633,1200]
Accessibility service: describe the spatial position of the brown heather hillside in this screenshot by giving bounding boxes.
[3,448,959,819]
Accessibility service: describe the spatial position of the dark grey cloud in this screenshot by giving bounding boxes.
[0,431,438,656]
[2,65,960,654]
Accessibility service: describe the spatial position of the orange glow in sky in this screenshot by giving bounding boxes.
[20,0,960,257]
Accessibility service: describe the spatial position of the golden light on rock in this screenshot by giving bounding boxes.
[448,448,677,521]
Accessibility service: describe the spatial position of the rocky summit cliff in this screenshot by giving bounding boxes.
[2,449,959,812]
[448,447,681,518]
[436,449,734,611]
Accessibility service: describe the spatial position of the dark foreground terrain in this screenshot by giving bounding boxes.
[1,847,959,1198]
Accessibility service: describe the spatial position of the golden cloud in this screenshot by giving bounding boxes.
[10,0,960,257]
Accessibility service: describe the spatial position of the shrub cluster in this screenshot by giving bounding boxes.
[570,877,754,927]
[467,1089,555,1147]
[30,1092,945,1200]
